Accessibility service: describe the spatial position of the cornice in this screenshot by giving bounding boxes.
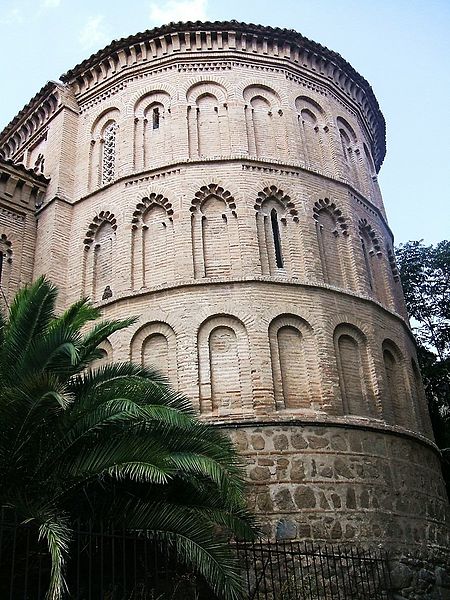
[0,82,79,162]
[59,21,385,170]
[0,158,49,187]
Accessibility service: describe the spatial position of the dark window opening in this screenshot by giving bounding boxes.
[152,107,160,130]
[270,208,283,268]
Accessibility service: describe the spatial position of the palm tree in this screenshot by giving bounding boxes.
[0,277,255,600]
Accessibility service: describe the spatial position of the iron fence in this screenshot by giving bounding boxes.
[0,509,393,599]
[235,539,393,600]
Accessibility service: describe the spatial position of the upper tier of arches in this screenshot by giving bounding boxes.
[82,83,382,209]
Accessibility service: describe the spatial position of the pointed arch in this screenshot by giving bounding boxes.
[190,183,239,279]
[131,193,174,290]
[255,186,299,276]
[83,211,117,301]
[313,198,349,288]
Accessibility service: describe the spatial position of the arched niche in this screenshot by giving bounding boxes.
[334,323,375,417]
[295,96,330,173]
[382,339,411,429]
[269,314,319,411]
[190,183,239,279]
[243,85,284,159]
[131,193,174,290]
[358,219,389,306]
[83,212,117,302]
[186,82,229,158]
[197,315,252,416]
[313,199,350,289]
[336,116,360,187]
[130,321,178,388]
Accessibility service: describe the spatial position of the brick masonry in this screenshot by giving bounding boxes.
[0,22,448,561]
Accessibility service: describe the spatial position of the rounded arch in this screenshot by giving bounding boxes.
[197,314,252,416]
[242,83,282,108]
[336,116,357,143]
[295,95,326,118]
[269,314,319,411]
[186,81,228,105]
[90,107,120,138]
[382,338,410,428]
[334,323,374,417]
[130,321,178,387]
[131,87,174,115]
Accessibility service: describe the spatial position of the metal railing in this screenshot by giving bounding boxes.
[0,509,393,599]
[235,539,393,600]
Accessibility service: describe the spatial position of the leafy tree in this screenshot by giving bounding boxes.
[396,240,450,489]
[0,277,256,600]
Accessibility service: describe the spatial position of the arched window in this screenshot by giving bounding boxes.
[335,325,373,417]
[101,122,118,184]
[270,208,283,268]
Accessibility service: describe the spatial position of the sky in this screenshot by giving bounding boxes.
[0,0,449,245]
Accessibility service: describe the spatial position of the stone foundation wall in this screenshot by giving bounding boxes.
[227,422,449,549]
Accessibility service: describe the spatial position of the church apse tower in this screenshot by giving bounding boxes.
[0,21,448,553]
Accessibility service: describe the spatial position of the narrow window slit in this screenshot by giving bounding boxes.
[270,208,283,268]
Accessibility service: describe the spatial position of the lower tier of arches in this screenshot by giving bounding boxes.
[97,281,432,439]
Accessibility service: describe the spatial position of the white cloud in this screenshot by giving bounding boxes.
[0,7,23,25]
[79,15,110,51]
[41,0,61,8]
[149,0,208,26]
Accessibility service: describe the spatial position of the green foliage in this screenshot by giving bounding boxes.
[396,240,450,493]
[0,277,256,600]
